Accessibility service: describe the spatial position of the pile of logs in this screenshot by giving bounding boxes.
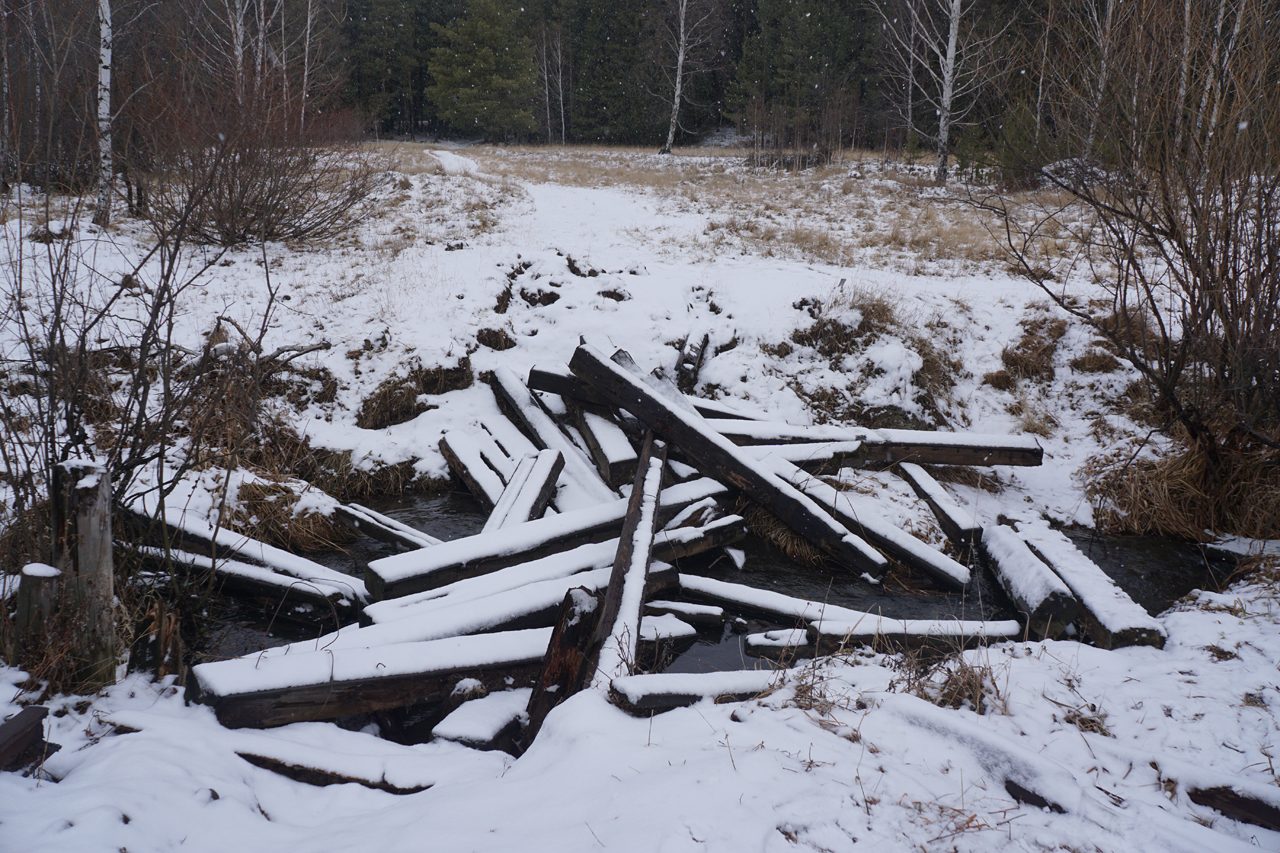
[176,341,1168,764]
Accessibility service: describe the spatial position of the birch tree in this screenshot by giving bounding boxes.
[655,0,719,155]
[92,0,112,227]
[877,0,1008,183]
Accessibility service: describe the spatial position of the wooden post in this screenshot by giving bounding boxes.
[521,587,604,749]
[51,460,117,691]
[14,563,60,655]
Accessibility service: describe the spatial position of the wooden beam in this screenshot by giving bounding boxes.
[675,330,710,394]
[590,434,668,689]
[807,616,1022,654]
[187,629,554,728]
[895,462,982,546]
[483,450,564,532]
[981,526,1080,639]
[528,363,762,421]
[569,405,638,489]
[335,503,441,551]
[365,477,726,600]
[52,460,116,690]
[609,671,778,714]
[522,588,603,747]
[569,344,888,576]
[439,431,509,509]
[0,706,53,771]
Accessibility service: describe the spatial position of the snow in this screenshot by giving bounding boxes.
[432,689,532,746]
[810,616,1022,641]
[21,562,61,579]
[678,574,864,624]
[609,669,781,705]
[745,628,810,650]
[429,150,483,177]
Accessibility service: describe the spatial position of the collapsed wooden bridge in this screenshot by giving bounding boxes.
[173,339,1166,753]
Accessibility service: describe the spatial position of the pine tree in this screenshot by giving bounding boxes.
[426,0,538,139]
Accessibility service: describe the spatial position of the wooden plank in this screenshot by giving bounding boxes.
[644,600,725,629]
[366,477,727,600]
[528,363,762,421]
[807,616,1022,655]
[895,462,982,546]
[609,671,778,714]
[335,503,442,551]
[440,431,508,509]
[677,574,866,624]
[569,344,888,576]
[590,434,668,689]
[772,458,970,590]
[570,405,638,489]
[1188,785,1280,832]
[981,526,1080,639]
[754,441,867,475]
[483,450,564,532]
[0,707,51,771]
[1014,522,1165,649]
[490,367,616,506]
[713,420,1044,467]
[522,588,604,747]
[187,629,554,728]
[675,330,710,394]
[744,629,814,662]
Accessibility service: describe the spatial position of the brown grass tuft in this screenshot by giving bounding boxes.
[1069,351,1122,373]
[1000,316,1068,382]
[737,500,826,566]
[228,480,358,553]
[356,358,473,429]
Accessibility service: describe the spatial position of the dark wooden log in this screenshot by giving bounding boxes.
[569,343,887,575]
[569,405,638,489]
[608,671,777,714]
[1188,785,1280,831]
[366,477,726,600]
[981,526,1080,640]
[529,363,762,421]
[440,431,509,509]
[236,752,431,794]
[51,460,116,690]
[521,588,604,748]
[0,706,56,771]
[483,450,564,532]
[806,617,1022,655]
[334,504,441,551]
[895,462,982,547]
[589,433,668,689]
[675,331,710,394]
[187,629,553,728]
[14,564,59,654]
[489,367,616,503]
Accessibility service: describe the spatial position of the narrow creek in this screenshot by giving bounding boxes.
[194,490,1238,673]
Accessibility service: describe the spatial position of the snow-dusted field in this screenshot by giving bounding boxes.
[2,146,1278,851]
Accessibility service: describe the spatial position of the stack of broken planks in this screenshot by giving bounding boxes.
[182,340,1164,769]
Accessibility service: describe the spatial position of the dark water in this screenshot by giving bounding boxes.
[196,490,1238,672]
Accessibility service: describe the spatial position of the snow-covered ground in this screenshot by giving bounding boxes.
[2,145,1278,851]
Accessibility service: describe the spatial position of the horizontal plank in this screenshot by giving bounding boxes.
[895,462,982,546]
[609,670,779,714]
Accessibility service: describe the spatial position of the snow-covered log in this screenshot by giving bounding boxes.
[678,574,866,624]
[609,670,779,714]
[772,457,971,589]
[483,450,564,532]
[187,629,554,728]
[896,462,982,546]
[744,629,814,661]
[569,344,888,575]
[0,706,54,771]
[675,330,710,394]
[439,430,513,509]
[523,588,602,746]
[366,477,727,600]
[1014,522,1165,648]
[644,599,724,628]
[570,406,638,489]
[528,363,762,420]
[808,614,1022,654]
[981,525,1079,639]
[432,689,532,752]
[334,503,442,551]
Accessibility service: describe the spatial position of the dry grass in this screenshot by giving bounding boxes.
[227,480,358,553]
[355,357,473,430]
[1069,350,1122,373]
[738,500,826,566]
[1001,315,1069,383]
[890,646,1009,715]
[1086,444,1280,540]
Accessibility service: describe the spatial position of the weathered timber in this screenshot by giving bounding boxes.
[14,563,59,654]
[1188,784,1280,832]
[528,363,762,421]
[678,574,865,624]
[0,706,56,771]
[569,405,639,489]
[569,344,888,575]
[440,431,509,508]
[483,450,564,532]
[772,458,970,589]
[51,460,116,690]
[490,367,616,505]
[236,752,431,794]
[807,616,1023,655]
[754,441,867,475]
[134,546,357,624]
[121,504,368,604]
[187,628,553,728]
[675,330,710,394]
[366,477,727,600]
[432,688,532,753]
[609,670,778,714]
[590,434,668,689]
[335,503,441,551]
[895,462,982,547]
[713,420,1044,467]
[744,629,814,662]
[1014,522,1165,649]
[644,599,725,629]
[981,526,1080,639]
[358,516,744,636]
[522,588,604,747]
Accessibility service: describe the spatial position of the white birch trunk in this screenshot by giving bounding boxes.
[935,0,960,183]
[93,0,113,228]
[300,0,313,132]
[660,0,689,155]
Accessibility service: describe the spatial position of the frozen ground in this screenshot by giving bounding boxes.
[2,145,1278,851]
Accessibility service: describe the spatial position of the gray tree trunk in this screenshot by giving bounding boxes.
[52,461,117,691]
